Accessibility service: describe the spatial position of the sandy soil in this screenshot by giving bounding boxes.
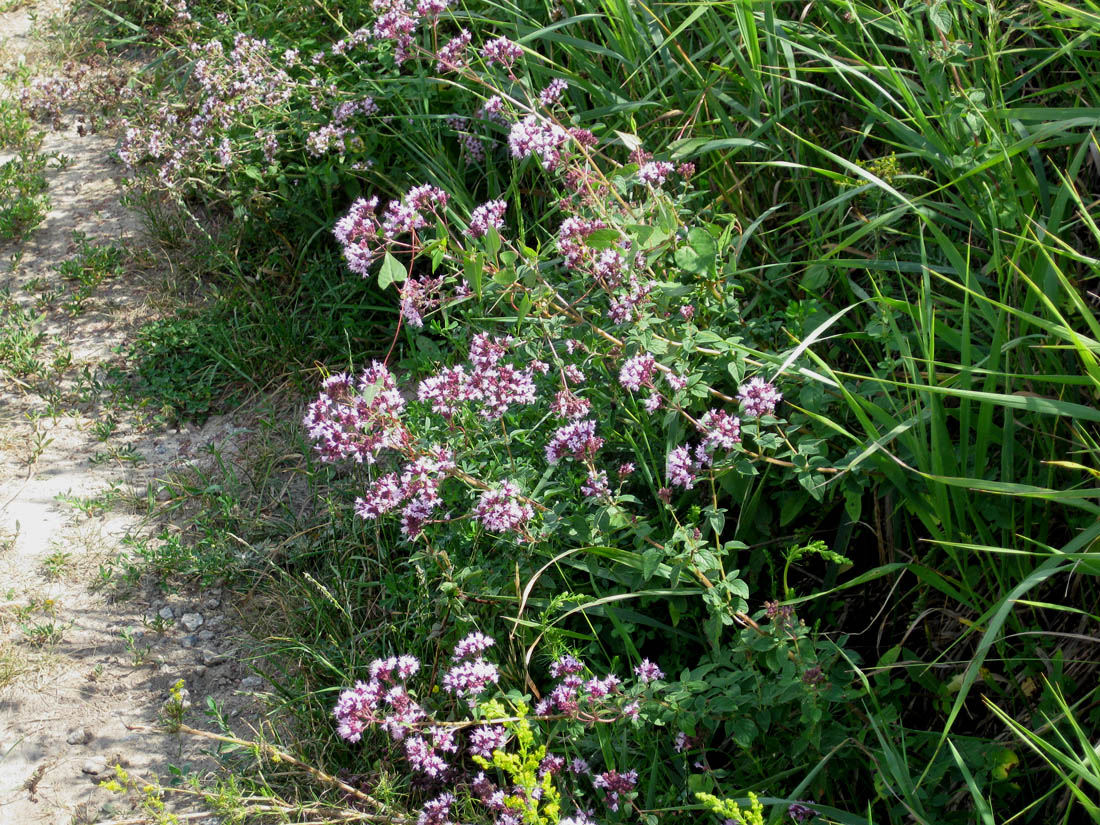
[0,4,257,823]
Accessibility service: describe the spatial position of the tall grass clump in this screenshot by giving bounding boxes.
[95,0,1100,822]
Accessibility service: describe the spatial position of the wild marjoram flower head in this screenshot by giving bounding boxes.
[737,377,783,418]
[334,635,665,824]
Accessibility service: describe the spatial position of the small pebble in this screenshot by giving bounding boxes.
[158,606,174,621]
[82,757,107,775]
[181,613,204,631]
[66,728,92,746]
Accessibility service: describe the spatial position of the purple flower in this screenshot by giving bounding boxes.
[634,659,664,683]
[638,161,674,186]
[592,769,638,811]
[789,801,817,822]
[585,674,621,697]
[453,632,495,660]
[549,654,585,677]
[581,469,610,500]
[509,115,571,169]
[618,354,657,391]
[468,199,507,238]
[469,724,509,758]
[405,734,450,776]
[418,366,471,418]
[737,377,782,417]
[546,419,603,464]
[436,29,472,72]
[552,389,591,420]
[665,372,688,392]
[443,658,500,698]
[698,409,742,451]
[539,755,566,776]
[539,78,568,106]
[666,444,699,489]
[473,482,534,533]
[481,37,523,68]
[333,680,383,742]
[418,793,455,825]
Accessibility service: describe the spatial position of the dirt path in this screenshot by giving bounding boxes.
[0,4,255,823]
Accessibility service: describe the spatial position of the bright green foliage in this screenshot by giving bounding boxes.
[696,790,765,825]
[475,702,561,825]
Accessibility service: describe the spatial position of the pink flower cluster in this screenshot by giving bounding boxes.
[354,448,455,539]
[545,419,603,464]
[469,724,509,758]
[405,725,457,777]
[557,217,609,270]
[442,632,500,700]
[552,389,591,420]
[371,0,455,64]
[436,29,472,71]
[481,37,524,68]
[303,364,407,464]
[119,35,291,184]
[473,482,534,534]
[417,333,537,419]
[618,353,657,392]
[538,79,568,107]
[698,409,741,450]
[334,184,450,276]
[666,443,711,490]
[592,769,638,811]
[738,377,782,417]
[637,160,674,187]
[533,654,650,722]
[467,199,507,238]
[398,274,445,328]
[607,274,654,324]
[509,115,572,169]
[666,405,752,489]
[333,654,424,743]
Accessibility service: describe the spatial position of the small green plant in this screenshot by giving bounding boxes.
[26,416,53,465]
[142,612,173,634]
[90,443,145,465]
[52,232,126,314]
[159,678,191,731]
[92,416,118,441]
[120,626,153,666]
[20,620,69,647]
[0,98,38,149]
[0,291,46,378]
[0,151,53,242]
[696,791,766,825]
[40,548,73,580]
[57,483,125,517]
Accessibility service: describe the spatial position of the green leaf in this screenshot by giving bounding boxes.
[929,2,952,33]
[484,226,501,256]
[378,253,406,290]
[585,229,621,249]
[464,253,483,298]
[641,547,663,581]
